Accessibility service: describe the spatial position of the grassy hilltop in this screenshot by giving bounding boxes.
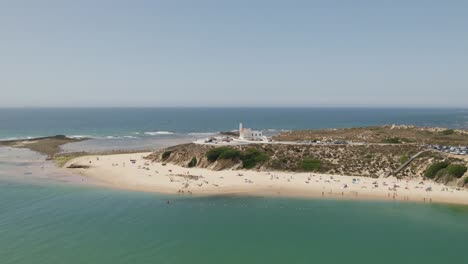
[273,125,468,146]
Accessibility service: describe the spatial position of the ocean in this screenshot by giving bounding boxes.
[1,107,467,139]
[1,107,468,264]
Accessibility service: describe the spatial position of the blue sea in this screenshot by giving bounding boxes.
[1,107,468,264]
[1,107,467,138]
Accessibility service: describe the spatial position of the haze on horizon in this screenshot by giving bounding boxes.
[1,1,467,108]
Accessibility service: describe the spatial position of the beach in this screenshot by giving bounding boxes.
[65,152,468,205]
[1,108,468,264]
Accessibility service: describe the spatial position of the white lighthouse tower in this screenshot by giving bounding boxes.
[239,122,244,139]
[239,122,263,141]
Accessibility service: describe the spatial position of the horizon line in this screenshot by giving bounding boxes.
[0,106,467,109]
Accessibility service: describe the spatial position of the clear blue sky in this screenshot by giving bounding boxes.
[1,0,467,107]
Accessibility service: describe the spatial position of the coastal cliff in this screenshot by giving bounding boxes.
[146,143,467,186]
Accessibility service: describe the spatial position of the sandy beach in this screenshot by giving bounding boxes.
[64,152,468,205]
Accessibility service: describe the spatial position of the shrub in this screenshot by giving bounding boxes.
[435,168,449,178]
[241,148,269,169]
[383,137,401,144]
[399,155,410,164]
[464,177,468,184]
[206,147,241,162]
[440,129,454,135]
[270,159,287,170]
[161,150,172,160]
[424,162,449,179]
[299,158,321,171]
[219,148,241,160]
[206,147,232,162]
[446,165,467,178]
[188,157,197,168]
[434,169,455,183]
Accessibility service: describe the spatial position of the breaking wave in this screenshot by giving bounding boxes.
[144,131,175,136]
[67,135,96,139]
[188,132,218,136]
[0,137,21,141]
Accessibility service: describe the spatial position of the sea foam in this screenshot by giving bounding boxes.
[144,131,175,136]
[188,132,218,136]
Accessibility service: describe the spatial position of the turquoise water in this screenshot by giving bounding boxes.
[1,181,468,264]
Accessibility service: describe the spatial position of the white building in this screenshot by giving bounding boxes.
[239,123,263,141]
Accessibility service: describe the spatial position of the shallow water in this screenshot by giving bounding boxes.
[1,181,468,264]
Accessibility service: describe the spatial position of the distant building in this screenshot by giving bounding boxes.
[239,123,263,140]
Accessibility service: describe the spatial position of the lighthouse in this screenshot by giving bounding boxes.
[239,122,262,141]
[239,123,244,137]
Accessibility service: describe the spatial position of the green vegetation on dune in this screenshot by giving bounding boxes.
[219,148,242,160]
[425,162,467,181]
[161,150,172,160]
[399,154,410,164]
[383,137,402,144]
[298,157,321,171]
[188,157,197,168]
[424,162,449,179]
[446,165,467,178]
[240,148,269,169]
[440,129,455,135]
[206,146,268,169]
[434,169,452,182]
[206,147,237,161]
